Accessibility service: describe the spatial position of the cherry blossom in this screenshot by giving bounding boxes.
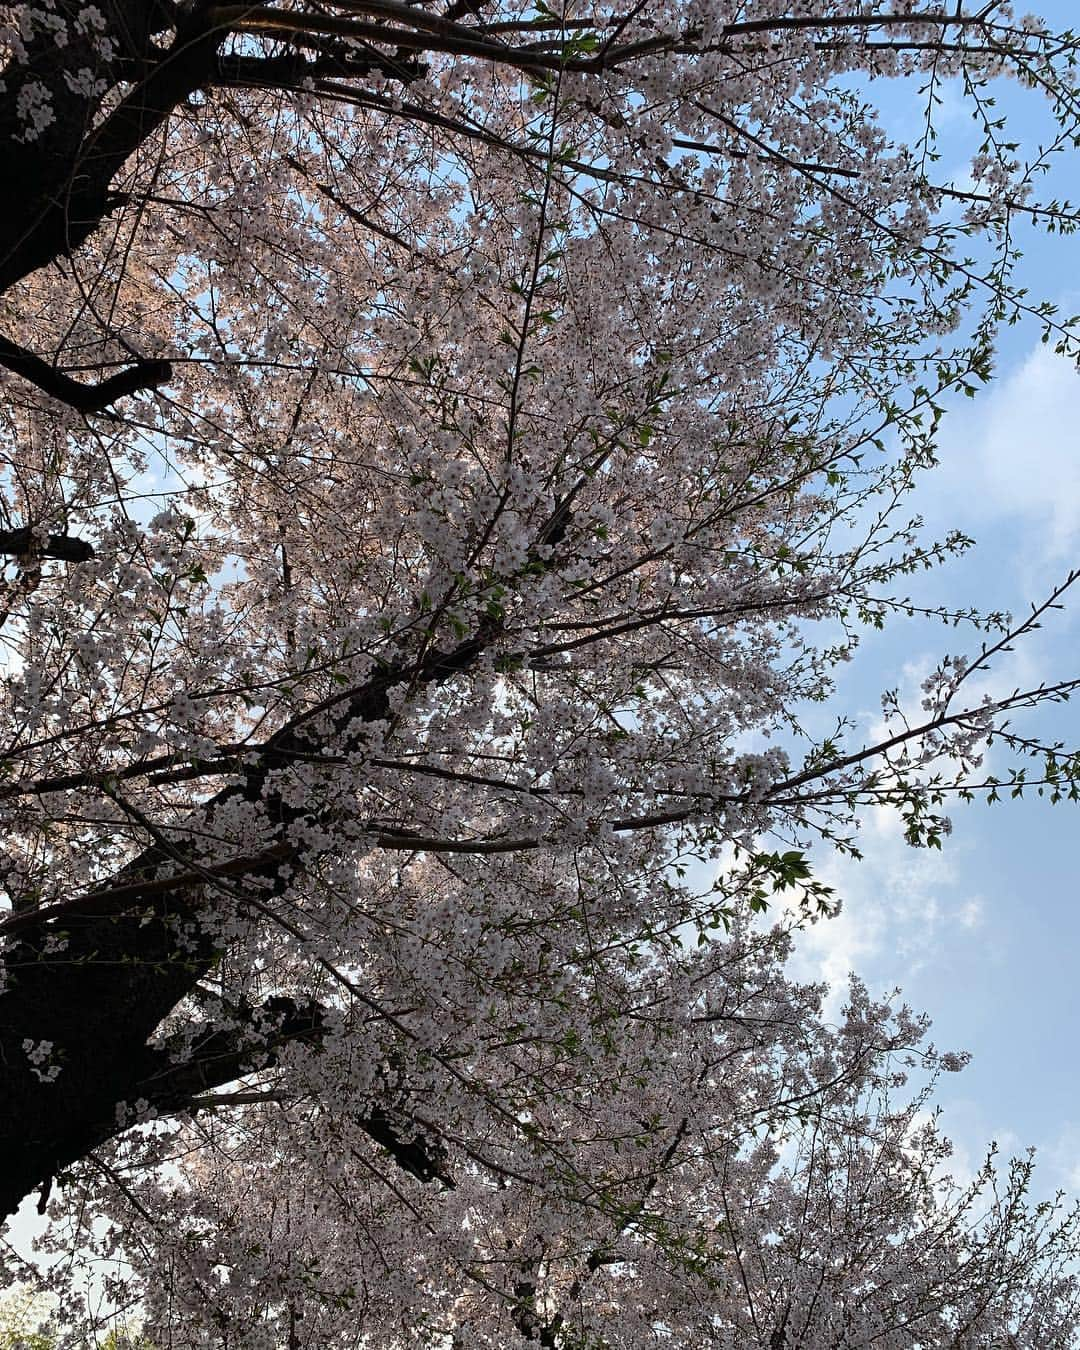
[1,1,1080,1342]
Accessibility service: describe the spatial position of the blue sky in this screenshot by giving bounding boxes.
[782,300,1080,1191]
[763,3,1080,1197]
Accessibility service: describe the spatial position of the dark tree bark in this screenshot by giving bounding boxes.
[0,2,220,294]
[0,2,453,1216]
[0,599,497,1215]
[0,529,95,562]
[0,337,171,413]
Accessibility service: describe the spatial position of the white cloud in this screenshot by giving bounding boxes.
[1042,1122,1080,1194]
[778,642,1020,1020]
[780,803,986,1019]
[957,896,983,930]
[935,344,1080,563]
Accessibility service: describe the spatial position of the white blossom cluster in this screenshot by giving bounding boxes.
[21,1037,60,1084]
[1,0,1078,1342]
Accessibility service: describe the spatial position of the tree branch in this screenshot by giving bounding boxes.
[0,528,95,563]
[0,335,171,412]
[137,996,454,1186]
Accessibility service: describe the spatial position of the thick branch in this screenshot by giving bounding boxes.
[0,613,504,1213]
[0,9,225,291]
[0,336,171,412]
[0,529,95,563]
[137,996,454,1186]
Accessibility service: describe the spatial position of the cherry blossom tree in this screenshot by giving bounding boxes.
[29,946,1080,1347]
[2,0,1080,1341]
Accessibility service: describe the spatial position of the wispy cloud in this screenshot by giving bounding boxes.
[934,344,1080,567]
[781,799,986,1019]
